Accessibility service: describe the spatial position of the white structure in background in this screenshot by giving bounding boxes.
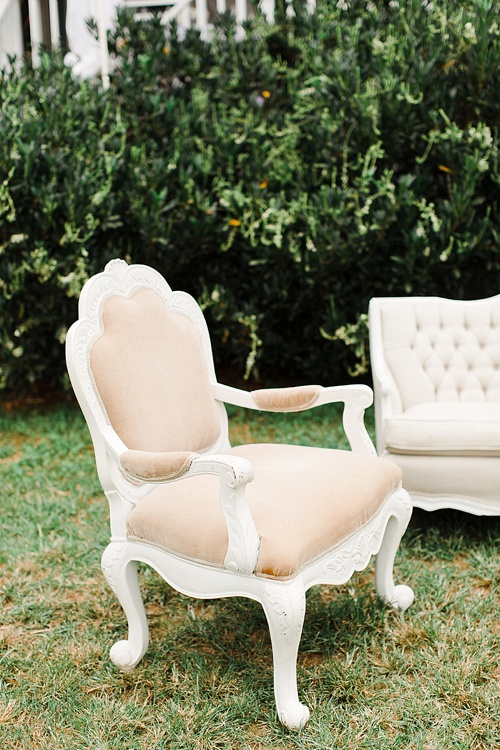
[65,0,120,88]
[1,0,316,86]
[0,0,60,70]
[64,0,279,88]
[0,0,23,71]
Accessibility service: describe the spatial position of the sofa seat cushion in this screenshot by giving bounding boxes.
[385,402,500,456]
[126,443,402,579]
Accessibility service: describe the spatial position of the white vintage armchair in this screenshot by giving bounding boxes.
[66,259,414,729]
[369,295,500,515]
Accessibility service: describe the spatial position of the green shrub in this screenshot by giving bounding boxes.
[1,0,499,394]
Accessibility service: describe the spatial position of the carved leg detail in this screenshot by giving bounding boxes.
[101,542,149,671]
[375,491,414,611]
[260,577,310,730]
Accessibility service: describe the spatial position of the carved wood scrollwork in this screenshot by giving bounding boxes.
[101,542,126,596]
[197,456,259,575]
[263,580,305,646]
[322,516,384,578]
[222,487,252,574]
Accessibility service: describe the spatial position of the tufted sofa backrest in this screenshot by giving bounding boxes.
[376,296,500,410]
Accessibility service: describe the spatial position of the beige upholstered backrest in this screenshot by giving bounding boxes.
[376,296,500,410]
[90,287,220,453]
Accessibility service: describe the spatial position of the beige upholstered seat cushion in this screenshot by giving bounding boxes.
[385,402,500,456]
[126,443,402,579]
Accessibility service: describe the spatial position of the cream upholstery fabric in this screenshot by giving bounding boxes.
[385,402,500,456]
[251,385,322,411]
[370,295,500,512]
[87,282,403,578]
[380,297,500,410]
[377,296,500,455]
[120,450,199,481]
[389,453,500,508]
[127,443,402,579]
[90,289,220,453]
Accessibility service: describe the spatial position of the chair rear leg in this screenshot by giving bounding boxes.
[101,542,150,670]
[375,488,414,611]
[260,577,310,730]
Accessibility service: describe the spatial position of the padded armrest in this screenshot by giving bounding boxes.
[120,450,199,482]
[251,385,322,412]
[212,381,373,410]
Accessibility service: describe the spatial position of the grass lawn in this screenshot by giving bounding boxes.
[0,400,499,749]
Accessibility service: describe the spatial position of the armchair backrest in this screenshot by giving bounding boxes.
[369,295,500,411]
[66,260,223,480]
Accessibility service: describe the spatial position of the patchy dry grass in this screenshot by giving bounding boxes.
[0,403,499,749]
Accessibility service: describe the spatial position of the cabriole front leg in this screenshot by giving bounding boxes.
[260,577,310,730]
[101,542,149,670]
[375,489,414,611]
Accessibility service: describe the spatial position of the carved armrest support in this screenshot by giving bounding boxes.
[322,385,376,456]
[189,454,260,575]
[102,427,260,575]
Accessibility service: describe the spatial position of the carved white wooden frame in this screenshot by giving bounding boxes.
[67,260,414,730]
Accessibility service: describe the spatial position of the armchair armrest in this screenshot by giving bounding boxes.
[212,382,376,456]
[120,450,199,483]
[251,385,323,411]
[101,425,259,575]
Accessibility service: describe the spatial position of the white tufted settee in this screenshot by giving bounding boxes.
[369,295,500,515]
